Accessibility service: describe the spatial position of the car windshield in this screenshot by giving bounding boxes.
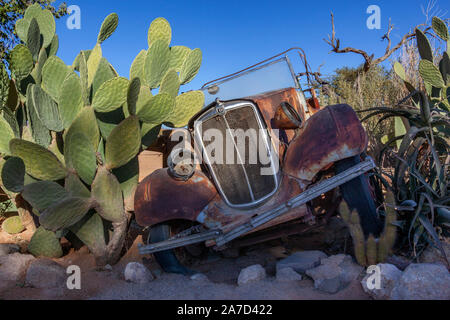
[201,56,300,106]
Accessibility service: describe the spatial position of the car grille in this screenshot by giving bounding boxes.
[194,101,279,209]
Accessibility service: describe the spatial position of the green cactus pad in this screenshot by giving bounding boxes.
[127,78,141,115]
[22,181,69,211]
[65,173,91,198]
[419,60,445,88]
[69,212,105,256]
[105,116,141,170]
[432,17,449,41]
[137,92,175,124]
[148,17,172,47]
[65,131,97,185]
[1,157,25,193]
[0,114,15,155]
[96,107,126,140]
[160,69,180,97]
[40,196,94,232]
[2,216,24,235]
[46,35,59,57]
[167,90,204,128]
[41,55,70,102]
[112,156,139,212]
[144,40,170,89]
[72,50,92,70]
[59,72,83,129]
[393,62,406,81]
[26,85,51,147]
[179,48,202,85]
[15,18,29,44]
[87,44,102,88]
[141,123,161,149]
[135,85,153,115]
[2,108,19,138]
[92,77,129,113]
[91,166,124,222]
[0,63,9,106]
[15,5,55,49]
[33,48,47,86]
[169,46,191,72]
[78,51,89,105]
[31,85,64,132]
[10,139,67,181]
[415,28,433,62]
[10,44,34,80]
[28,227,63,258]
[92,57,116,99]
[97,13,119,44]
[27,18,41,59]
[130,50,147,83]
[66,107,100,151]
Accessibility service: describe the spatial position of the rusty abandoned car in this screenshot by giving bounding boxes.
[134,49,383,274]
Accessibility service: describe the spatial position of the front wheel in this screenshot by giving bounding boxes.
[147,223,201,276]
[335,155,383,237]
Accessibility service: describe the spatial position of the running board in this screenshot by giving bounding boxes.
[138,158,376,255]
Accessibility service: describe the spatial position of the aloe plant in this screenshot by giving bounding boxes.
[0,5,205,266]
[361,17,449,265]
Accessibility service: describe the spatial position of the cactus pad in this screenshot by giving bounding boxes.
[2,216,25,235]
[1,157,25,193]
[179,48,202,85]
[22,181,69,211]
[65,131,97,185]
[97,13,119,44]
[10,139,67,181]
[415,28,433,62]
[169,46,191,72]
[66,107,100,151]
[105,116,141,169]
[92,166,124,222]
[41,55,70,102]
[419,60,445,88]
[137,92,175,124]
[144,39,170,89]
[28,227,63,258]
[65,173,91,198]
[87,44,102,88]
[59,72,83,128]
[167,90,204,128]
[0,114,16,155]
[27,18,41,59]
[432,17,449,41]
[160,69,180,97]
[129,50,146,83]
[10,44,33,80]
[92,57,116,99]
[127,78,141,115]
[39,196,94,232]
[69,212,105,256]
[31,85,64,132]
[92,77,129,113]
[148,17,172,47]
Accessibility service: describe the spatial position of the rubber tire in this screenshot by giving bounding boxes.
[149,224,196,276]
[335,155,383,237]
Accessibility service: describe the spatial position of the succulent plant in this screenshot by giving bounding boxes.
[2,215,25,234]
[0,8,204,265]
[340,197,397,266]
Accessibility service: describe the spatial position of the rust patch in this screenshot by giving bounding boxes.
[284,104,368,181]
[134,169,218,227]
[197,174,311,233]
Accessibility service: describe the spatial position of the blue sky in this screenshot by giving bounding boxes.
[53,0,445,91]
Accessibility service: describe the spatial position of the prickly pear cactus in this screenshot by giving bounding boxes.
[0,8,204,265]
[2,216,25,234]
[339,194,397,267]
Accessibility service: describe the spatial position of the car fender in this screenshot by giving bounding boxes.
[134,168,218,227]
[283,104,368,181]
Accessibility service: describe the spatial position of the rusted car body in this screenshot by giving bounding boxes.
[134,49,378,271]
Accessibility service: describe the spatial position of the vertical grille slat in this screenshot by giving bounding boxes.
[195,102,278,209]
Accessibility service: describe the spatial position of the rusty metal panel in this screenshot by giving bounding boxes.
[134,169,218,227]
[196,173,312,233]
[284,104,368,181]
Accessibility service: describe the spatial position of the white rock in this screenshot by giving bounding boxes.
[306,254,363,294]
[237,264,266,286]
[190,273,209,282]
[25,259,66,289]
[276,267,302,282]
[0,244,20,256]
[390,263,450,300]
[361,263,402,300]
[124,262,154,284]
[276,250,327,274]
[0,253,35,282]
